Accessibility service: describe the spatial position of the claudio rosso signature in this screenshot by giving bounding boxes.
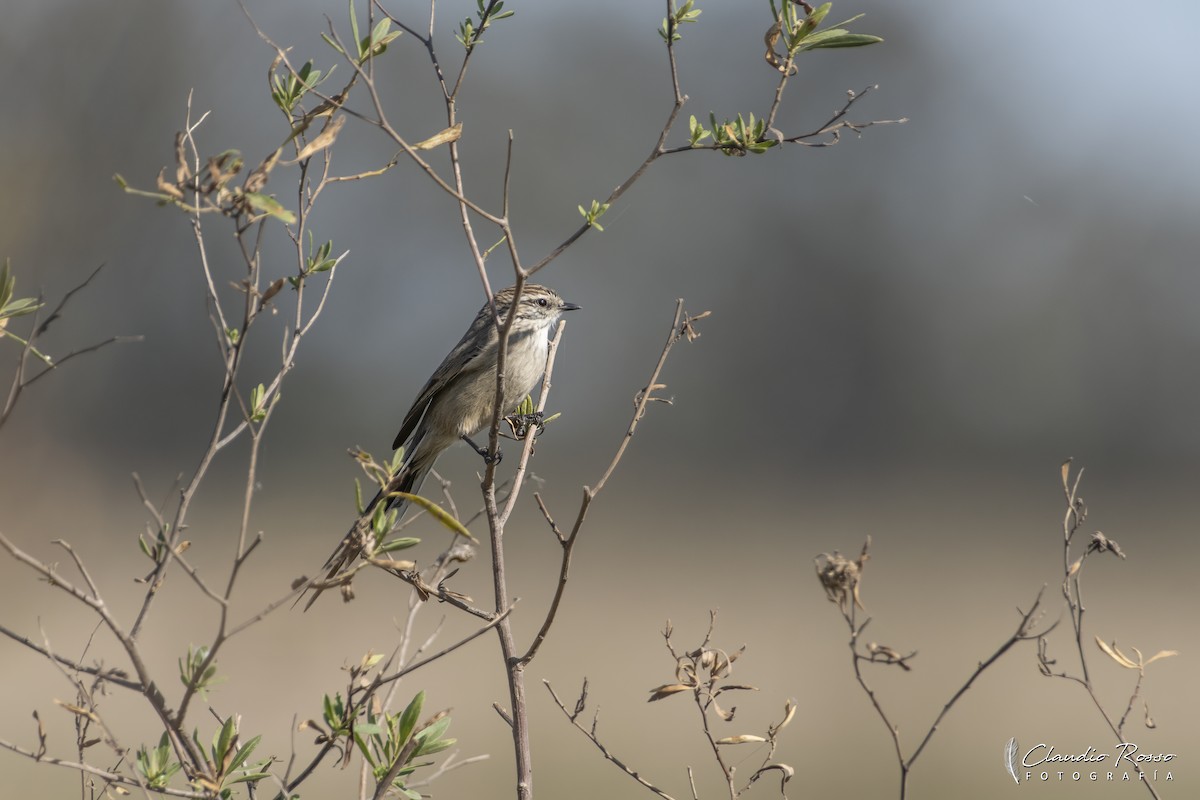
[1003,738,1176,784]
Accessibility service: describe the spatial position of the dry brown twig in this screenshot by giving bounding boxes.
[547,612,796,800]
[2,74,360,793]
[1034,460,1179,799]
[0,262,141,431]
[817,537,1053,800]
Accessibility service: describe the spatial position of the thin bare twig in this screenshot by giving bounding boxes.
[0,738,206,799]
[545,680,680,800]
[0,624,141,691]
[818,537,1052,799]
[1,263,137,429]
[520,301,708,668]
[1037,461,1166,799]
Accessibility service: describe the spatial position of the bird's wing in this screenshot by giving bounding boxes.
[391,330,492,450]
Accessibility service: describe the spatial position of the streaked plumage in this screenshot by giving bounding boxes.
[301,284,579,609]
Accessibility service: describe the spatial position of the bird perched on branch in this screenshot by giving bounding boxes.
[300,283,579,609]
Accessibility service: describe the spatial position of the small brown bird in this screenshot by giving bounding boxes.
[300,284,579,609]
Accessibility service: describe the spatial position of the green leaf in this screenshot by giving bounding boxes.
[396,692,424,747]
[323,693,339,727]
[801,2,833,37]
[213,716,236,765]
[415,716,450,745]
[578,199,610,231]
[352,730,377,767]
[378,537,421,554]
[224,735,262,775]
[320,32,345,55]
[349,0,362,58]
[800,32,883,49]
[415,736,456,757]
[370,18,391,46]
[386,492,479,543]
[249,383,268,422]
[371,501,393,537]
[225,771,271,786]
[0,259,13,308]
[243,192,297,224]
[1,297,42,318]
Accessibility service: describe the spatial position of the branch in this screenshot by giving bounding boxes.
[519,301,709,667]
[0,738,207,799]
[545,680,680,800]
[0,624,141,691]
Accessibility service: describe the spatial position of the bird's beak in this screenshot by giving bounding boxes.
[561,301,581,311]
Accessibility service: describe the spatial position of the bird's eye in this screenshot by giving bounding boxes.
[537,297,548,307]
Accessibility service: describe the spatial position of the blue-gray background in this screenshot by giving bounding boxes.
[1,1,1196,797]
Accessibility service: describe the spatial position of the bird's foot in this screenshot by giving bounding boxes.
[503,411,546,440]
[462,434,502,465]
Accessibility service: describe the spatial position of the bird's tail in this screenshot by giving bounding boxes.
[298,460,432,611]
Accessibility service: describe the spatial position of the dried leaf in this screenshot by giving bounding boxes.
[414,122,463,150]
[259,278,286,309]
[54,700,99,721]
[174,131,191,183]
[753,762,795,779]
[440,588,472,604]
[764,16,783,69]
[1144,649,1180,666]
[715,735,767,745]
[772,699,796,733]
[155,168,184,200]
[711,698,734,721]
[294,114,347,162]
[647,683,691,702]
[1095,637,1139,669]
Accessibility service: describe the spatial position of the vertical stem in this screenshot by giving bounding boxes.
[488,507,532,799]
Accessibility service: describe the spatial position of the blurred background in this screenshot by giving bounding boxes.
[1,1,1197,797]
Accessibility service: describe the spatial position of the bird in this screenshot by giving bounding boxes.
[300,283,579,609]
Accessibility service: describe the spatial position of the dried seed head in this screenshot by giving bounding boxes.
[1087,531,1126,559]
[815,540,870,612]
